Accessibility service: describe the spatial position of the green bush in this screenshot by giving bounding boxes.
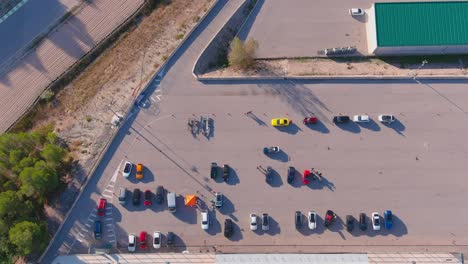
[228,37,258,70]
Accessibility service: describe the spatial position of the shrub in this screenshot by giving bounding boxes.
[228,37,258,70]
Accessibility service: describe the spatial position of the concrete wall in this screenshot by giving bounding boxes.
[373,44,468,56]
[365,4,378,54]
[193,0,255,75]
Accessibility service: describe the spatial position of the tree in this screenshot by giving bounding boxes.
[228,37,258,70]
[18,161,58,199]
[41,144,66,169]
[8,221,47,256]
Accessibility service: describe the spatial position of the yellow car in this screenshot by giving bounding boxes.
[136,163,144,180]
[271,118,291,127]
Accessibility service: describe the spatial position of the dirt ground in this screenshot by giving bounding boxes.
[37,0,215,235]
[203,57,468,78]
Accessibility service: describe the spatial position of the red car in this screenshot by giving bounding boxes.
[139,231,147,249]
[303,116,318,125]
[97,198,107,217]
[144,190,152,206]
[303,170,311,185]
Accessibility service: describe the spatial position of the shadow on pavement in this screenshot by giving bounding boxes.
[226,167,240,185]
[237,0,264,40]
[265,216,281,235]
[206,209,222,236]
[247,112,267,126]
[172,195,197,224]
[383,118,406,136]
[268,168,283,188]
[226,220,243,242]
[304,120,330,134]
[275,123,300,135]
[334,121,361,133]
[218,195,235,215]
[267,149,289,162]
[357,118,381,132]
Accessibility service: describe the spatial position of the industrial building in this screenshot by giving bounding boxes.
[366,1,468,55]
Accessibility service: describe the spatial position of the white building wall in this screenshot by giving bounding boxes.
[374,45,468,55]
[366,4,378,54]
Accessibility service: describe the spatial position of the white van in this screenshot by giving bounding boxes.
[167,192,176,213]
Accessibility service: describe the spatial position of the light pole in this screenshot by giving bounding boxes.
[412,60,428,79]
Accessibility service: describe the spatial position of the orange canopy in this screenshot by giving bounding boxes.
[184,195,197,206]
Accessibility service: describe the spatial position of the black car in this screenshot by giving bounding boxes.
[224,219,234,238]
[265,166,273,183]
[346,215,354,232]
[287,166,295,184]
[333,115,350,123]
[295,211,303,229]
[167,232,175,247]
[223,164,230,181]
[155,186,164,204]
[324,210,336,228]
[210,162,218,179]
[359,213,367,231]
[132,188,141,205]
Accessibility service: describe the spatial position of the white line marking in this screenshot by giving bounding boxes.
[106,223,113,226]
[77,238,83,242]
[111,161,123,183]
[85,223,91,227]
[90,213,96,217]
[102,194,112,198]
[155,95,162,100]
[108,240,116,243]
[104,218,113,221]
[103,189,113,193]
[79,226,88,232]
[78,233,85,237]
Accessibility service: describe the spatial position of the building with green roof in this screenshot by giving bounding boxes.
[366,1,468,55]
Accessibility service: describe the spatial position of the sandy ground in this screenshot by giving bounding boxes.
[203,58,468,78]
[39,0,215,236]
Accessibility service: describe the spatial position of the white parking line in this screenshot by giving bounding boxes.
[90,213,96,218]
[78,233,85,237]
[104,218,113,221]
[77,238,83,243]
[85,223,91,227]
[111,161,122,183]
[108,240,116,243]
[106,223,113,227]
[79,226,88,232]
[102,194,112,198]
[105,212,112,216]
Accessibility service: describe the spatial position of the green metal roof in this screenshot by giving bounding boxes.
[375,1,468,47]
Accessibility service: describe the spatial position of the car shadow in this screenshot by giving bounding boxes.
[307,174,336,191]
[335,121,361,133]
[126,190,146,212]
[172,195,197,224]
[164,233,187,252]
[380,215,408,237]
[217,195,235,215]
[383,118,406,136]
[226,220,243,241]
[304,120,330,134]
[226,167,240,185]
[267,149,289,162]
[275,123,301,135]
[206,208,222,236]
[289,170,302,188]
[265,216,281,235]
[149,196,166,213]
[357,118,381,132]
[267,168,283,187]
[111,204,122,223]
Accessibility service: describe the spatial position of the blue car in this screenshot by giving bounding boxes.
[384,210,393,230]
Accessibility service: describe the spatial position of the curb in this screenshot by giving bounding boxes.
[38,0,220,263]
[197,74,468,81]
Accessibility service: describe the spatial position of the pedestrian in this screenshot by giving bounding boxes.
[245,111,253,115]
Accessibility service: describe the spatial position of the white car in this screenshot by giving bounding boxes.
[122,161,132,178]
[128,233,136,252]
[153,231,161,249]
[378,114,395,123]
[353,115,370,123]
[250,213,258,230]
[308,211,317,230]
[201,210,209,230]
[372,212,381,231]
[349,8,364,16]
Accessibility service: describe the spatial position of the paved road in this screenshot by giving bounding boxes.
[43,0,468,262]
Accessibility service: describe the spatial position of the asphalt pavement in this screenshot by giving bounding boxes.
[42,0,468,262]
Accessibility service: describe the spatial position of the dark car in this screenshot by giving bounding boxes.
[266,166,273,183]
[167,232,175,247]
[94,220,102,240]
[384,210,393,230]
[223,164,230,181]
[144,190,152,206]
[359,213,367,231]
[324,210,336,228]
[295,211,303,229]
[132,188,141,205]
[210,162,218,179]
[262,213,270,231]
[346,215,354,232]
[333,115,350,123]
[224,219,234,238]
[155,186,164,204]
[287,166,295,184]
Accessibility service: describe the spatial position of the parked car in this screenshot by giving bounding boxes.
[144,190,152,207]
[295,211,303,229]
[353,115,370,123]
[133,188,141,205]
[97,198,107,217]
[263,146,280,154]
[155,186,164,204]
[250,213,257,231]
[303,170,311,185]
[372,212,381,231]
[349,8,364,16]
[324,210,336,228]
[139,231,147,249]
[128,233,136,252]
[214,192,223,208]
[167,232,175,247]
[136,163,144,180]
[224,219,234,238]
[384,210,393,230]
[359,213,367,231]
[271,118,291,127]
[262,213,270,231]
[378,114,395,123]
[266,166,273,183]
[303,116,318,124]
[333,115,350,123]
[94,220,102,240]
[201,210,209,230]
[122,161,132,178]
[153,231,161,249]
[287,166,295,184]
[223,164,230,181]
[346,215,355,232]
[210,162,218,179]
[308,211,317,230]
